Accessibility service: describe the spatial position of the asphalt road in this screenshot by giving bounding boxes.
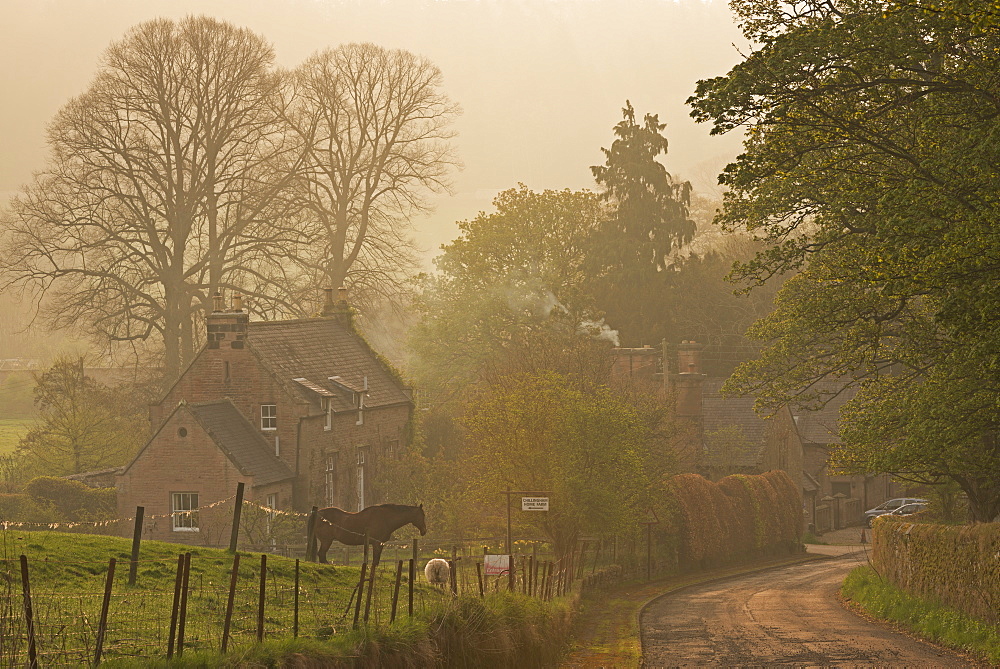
[640,552,971,667]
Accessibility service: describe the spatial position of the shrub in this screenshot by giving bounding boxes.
[25,476,117,521]
[0,493,56,523]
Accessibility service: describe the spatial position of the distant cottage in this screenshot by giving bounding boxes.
[116,289,413,544]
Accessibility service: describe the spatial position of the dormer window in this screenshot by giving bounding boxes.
[261,404,277,430]
[355,391,365,426]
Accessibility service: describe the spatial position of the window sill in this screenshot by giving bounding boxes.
[172,527,200,533]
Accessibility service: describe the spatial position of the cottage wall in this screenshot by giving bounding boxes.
[298,404,411,511]
[153,346,309,475]
[118,408,253,545]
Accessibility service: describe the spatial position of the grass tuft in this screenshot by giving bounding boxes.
[841,565,1000,665]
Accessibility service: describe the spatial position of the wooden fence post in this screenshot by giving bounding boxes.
[167,553,184,659]
[94,557,116,666]
[476,560,484,597]
[408,558,415,617]
[305,506,317,562]
[293,559,300,638]
[363,552,377,623]
[390,560,403,623]
[177,553,191,656]
[128,506,143,586]
[257,554,267,642]
[353,563,368,629]
[229,482,245,553]
[222,553,241,653]
[19,555,37,669]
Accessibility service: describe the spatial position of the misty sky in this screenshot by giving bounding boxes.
[0,0,747,263]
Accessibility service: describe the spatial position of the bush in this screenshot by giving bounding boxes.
[25,476,117,521]
[0,493,56,523]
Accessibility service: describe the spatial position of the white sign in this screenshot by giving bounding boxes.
[484,554,509,576]
[522,496,549,511]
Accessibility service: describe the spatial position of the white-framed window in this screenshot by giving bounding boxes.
[261,404,277,430]
[356,450,365,511]
[325,454,338,506]
[355,392,365,426]
[386,439,400,460]
[171,492,199,532]
[323,398,332,431]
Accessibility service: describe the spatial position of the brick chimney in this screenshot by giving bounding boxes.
[674,340,705,417]
[320,286,353,326]
[206,292,249,350]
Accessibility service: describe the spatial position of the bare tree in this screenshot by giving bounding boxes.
[283,43,460,312]
[0,17,303,379]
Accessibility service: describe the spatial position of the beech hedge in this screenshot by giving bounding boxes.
[872,517,1000,625]
[657,470,802,569]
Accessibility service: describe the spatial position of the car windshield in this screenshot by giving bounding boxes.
[878,500,903,511]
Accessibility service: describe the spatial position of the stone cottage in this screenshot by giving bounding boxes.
[116,290,413,543]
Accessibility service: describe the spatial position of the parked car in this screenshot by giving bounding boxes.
[864,498,929,527]
[889,502,928,518]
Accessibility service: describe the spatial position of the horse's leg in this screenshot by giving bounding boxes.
[372,542,383,571]
[318,535,333,564]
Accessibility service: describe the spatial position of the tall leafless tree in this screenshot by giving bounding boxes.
[283,43,460,312]
[0,17,302,379]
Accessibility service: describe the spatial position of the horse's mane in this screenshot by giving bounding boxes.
[370,503,420,511]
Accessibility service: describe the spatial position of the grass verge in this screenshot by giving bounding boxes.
[841,565,1000,665]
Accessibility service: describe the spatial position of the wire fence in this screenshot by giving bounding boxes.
[0,492,663,667]
[0,544,601,667]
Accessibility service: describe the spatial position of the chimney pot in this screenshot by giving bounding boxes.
[212,293,224,313]
[338,286,348,302]
[232,293,243,312]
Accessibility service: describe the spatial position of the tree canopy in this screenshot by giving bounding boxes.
[16,358,149,476]
[408,185,607,404]
[689,0,1000,520]
[0,18,459,380]
[587,101,695,347]
[462,371,662,559]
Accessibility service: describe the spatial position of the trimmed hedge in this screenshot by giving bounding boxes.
[24,476,117,521]
[660,470,802,569]
[0,493,57,523]
[872,517,1000,625]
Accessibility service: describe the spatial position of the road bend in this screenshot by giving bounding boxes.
[640,551,971,667]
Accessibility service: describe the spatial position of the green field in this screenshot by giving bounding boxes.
[0,531,447,667]
[0,418,32,454]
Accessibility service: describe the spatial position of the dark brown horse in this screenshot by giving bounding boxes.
[309,503,426,566]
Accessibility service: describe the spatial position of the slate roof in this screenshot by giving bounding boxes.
[247,317,411,413]
[700,378,769,468]
[791,381,857,445]
[187,400,295,486]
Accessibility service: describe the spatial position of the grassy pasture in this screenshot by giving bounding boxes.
[0,530,446,667]
[0,417,32,455]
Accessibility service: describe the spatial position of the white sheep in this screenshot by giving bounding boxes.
[424,558,451,589]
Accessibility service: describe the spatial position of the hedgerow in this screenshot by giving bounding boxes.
[872,517,1000,625]
[660,470,802,569]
